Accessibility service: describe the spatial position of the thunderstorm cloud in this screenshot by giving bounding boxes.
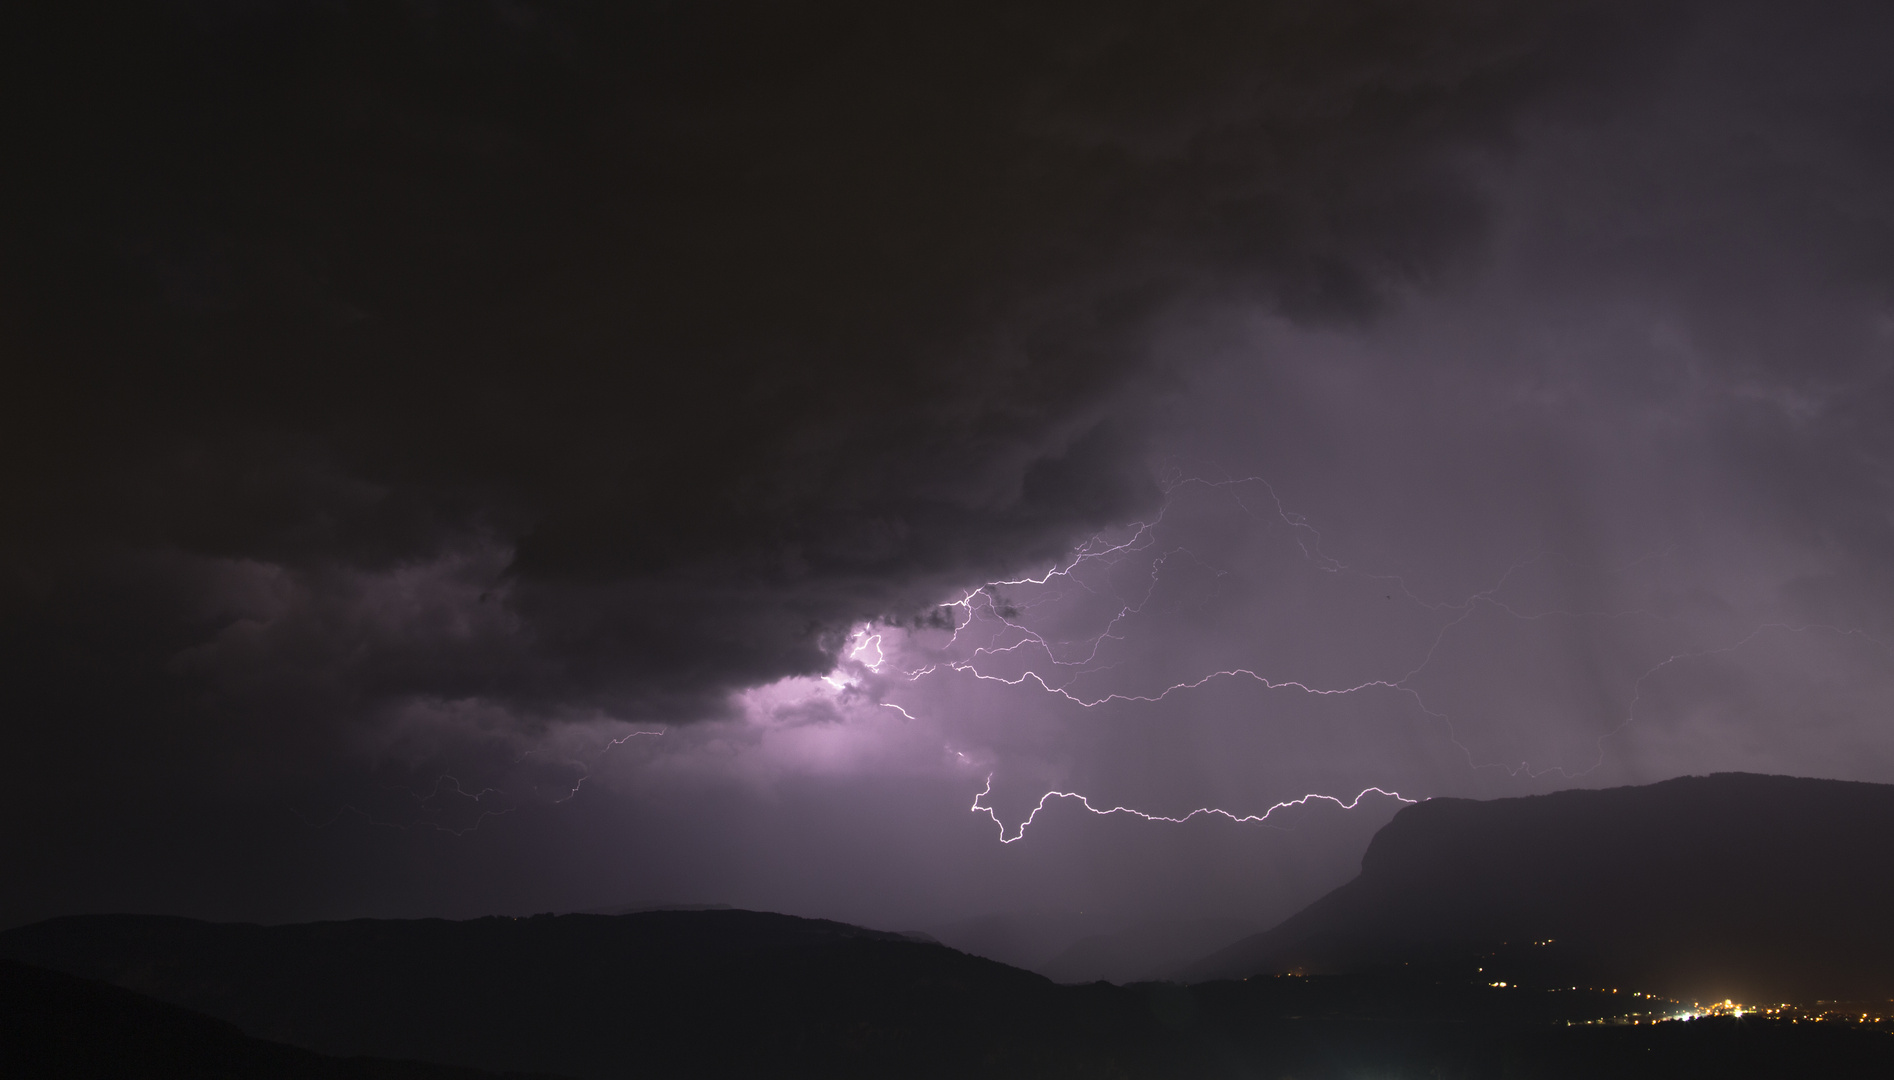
[3,1,1892,935]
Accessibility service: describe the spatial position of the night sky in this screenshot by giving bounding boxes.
[4,1,1893,947]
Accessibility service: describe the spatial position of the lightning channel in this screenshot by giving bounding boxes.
[866,471,1894,830]
[968,773,1417,844]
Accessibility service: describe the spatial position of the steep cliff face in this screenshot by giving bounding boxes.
[1182,773,1894,1001]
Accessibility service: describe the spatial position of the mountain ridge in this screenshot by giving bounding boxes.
[0,908,1155,1079]
[1180,772,1894,1001]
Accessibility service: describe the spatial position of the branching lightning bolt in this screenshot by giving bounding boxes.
[862,471,1894,841]
[551,729,665,803]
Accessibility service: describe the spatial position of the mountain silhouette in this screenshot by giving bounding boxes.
[1181,773,1894,1001]
[0,909,1165,1079]
[924,907,1111,971]
[1039,916,1262,984]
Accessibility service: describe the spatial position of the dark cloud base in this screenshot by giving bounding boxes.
[2,0,1664,725]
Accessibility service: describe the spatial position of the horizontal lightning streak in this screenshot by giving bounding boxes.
[876,474,1894,822]
[969,774,1416,844]
[945,661,1406,706]
[301,729,668,833]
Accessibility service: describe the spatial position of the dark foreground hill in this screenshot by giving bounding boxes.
[5,907,1894,1079]
[1183,773,1894,1001]
[0,959,560,1080]
[0,909,1166,1079]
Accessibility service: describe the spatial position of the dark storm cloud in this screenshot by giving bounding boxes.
[2,0,1659,739]
[5,0,1894,943]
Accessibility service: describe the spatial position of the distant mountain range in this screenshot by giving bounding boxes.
[1041,916,1263,984]
[6,773,1894,1078]
[1181,773,1894,1001]
[921,908,1266,984]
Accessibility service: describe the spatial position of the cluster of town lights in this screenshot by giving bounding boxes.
[1556,992,1893,1026]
